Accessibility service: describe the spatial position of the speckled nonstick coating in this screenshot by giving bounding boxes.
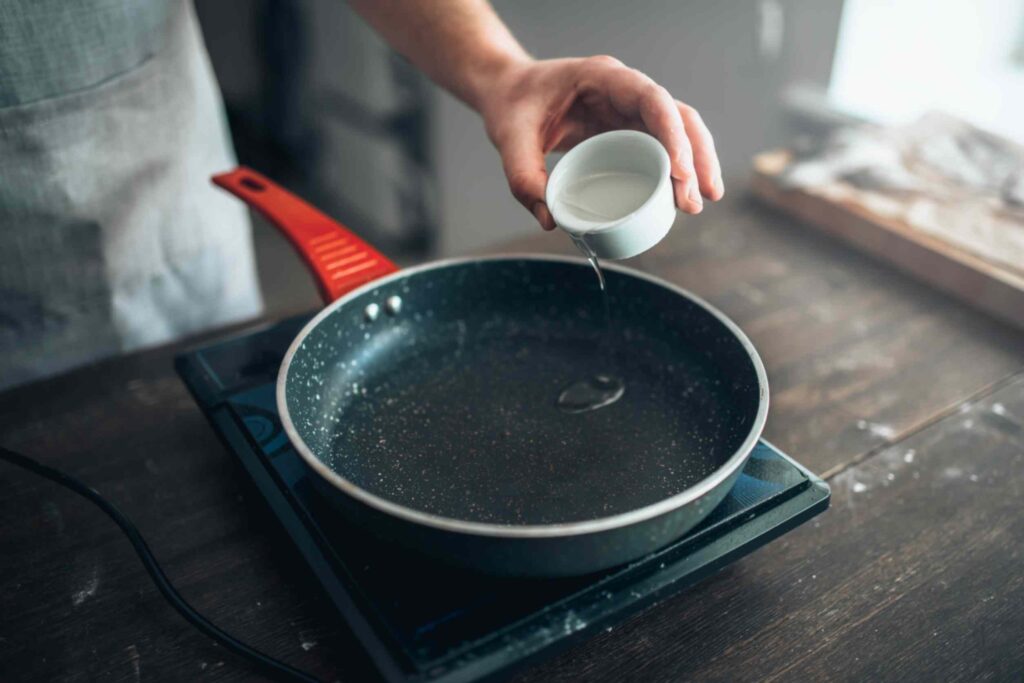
[280,255,768,577]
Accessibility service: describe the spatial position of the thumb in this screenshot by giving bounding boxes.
[499,132,555,231]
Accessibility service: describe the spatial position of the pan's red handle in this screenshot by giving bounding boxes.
[212,167,399,303]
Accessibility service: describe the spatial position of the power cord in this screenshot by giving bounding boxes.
[0,446,321,683]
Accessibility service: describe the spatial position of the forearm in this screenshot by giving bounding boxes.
[348,0,530,111]
[350,1,723,226]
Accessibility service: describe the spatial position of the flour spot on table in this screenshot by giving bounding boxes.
[818,348,896,375]
[125,644,141,682]
[943,466,964,480]
[299,630,318,651]
[837,443,925,505]
[71,563,100,606]
[856,419,897,440]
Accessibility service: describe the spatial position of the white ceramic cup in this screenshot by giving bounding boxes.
[546,130,675,260]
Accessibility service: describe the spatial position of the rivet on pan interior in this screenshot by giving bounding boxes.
[363,303,380,322]
[385,295,403,315]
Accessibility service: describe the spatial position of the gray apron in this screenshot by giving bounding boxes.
[0,0,262,391]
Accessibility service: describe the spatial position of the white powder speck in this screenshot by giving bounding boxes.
[72,565,100,606]
[904,449,916,463]
[562,611,588,633]
[855,420,897,439]
[969,474,979,482]
[992,403,1007,416]
[853,482,868,493]
[126,644,141,683]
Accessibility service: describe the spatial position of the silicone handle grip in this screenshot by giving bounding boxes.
[212,167,398,303]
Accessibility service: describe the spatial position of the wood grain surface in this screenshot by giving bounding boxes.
[750,149,1024,332]
[2,194,1022,682]
[515,375,1024,683]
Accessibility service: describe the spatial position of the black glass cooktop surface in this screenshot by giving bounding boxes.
[176,314,829,683]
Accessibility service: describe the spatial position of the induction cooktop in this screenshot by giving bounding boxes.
[176,314,829,683]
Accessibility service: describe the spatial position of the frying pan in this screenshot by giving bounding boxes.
[212,167,768,578]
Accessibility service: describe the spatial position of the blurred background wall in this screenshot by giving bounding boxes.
[195,0,845,266]
[435,0,844,254]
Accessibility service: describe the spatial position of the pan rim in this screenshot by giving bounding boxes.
[277,254,769,538]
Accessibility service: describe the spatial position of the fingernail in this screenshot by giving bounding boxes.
[714,177,725,198]
[532,202,554,230]
[688,182,703,207]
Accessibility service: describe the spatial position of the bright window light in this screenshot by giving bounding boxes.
[828,0,1024,142]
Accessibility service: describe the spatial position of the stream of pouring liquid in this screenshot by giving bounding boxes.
[556,236,625,413]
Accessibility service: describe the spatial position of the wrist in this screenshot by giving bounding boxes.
[461,48,532,113]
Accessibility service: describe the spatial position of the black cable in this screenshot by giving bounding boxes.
[0,446,321,683]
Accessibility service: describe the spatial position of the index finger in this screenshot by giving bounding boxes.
[497,127,556,231]
[584,66,693,180]
[579,64,701,211]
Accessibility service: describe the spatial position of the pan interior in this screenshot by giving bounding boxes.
[286,259,762,526]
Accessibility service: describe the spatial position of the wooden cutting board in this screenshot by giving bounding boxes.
[751,143,1024,332]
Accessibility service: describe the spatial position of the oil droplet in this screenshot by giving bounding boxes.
[557,374,625,413]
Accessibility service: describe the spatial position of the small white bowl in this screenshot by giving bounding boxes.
[546,130,675,260]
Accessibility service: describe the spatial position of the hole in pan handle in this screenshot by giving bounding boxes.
[212,166,399,304]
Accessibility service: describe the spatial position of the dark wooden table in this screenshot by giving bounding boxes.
[3,195,1023,682]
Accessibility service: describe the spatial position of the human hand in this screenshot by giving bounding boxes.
[477,56,724,231]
